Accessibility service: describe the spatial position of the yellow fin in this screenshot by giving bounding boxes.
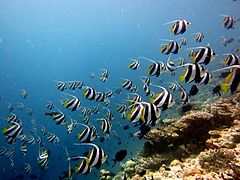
[170,26,174,34]
[225,71,234,84]
[221,83,229,93]
[179,76,185,82]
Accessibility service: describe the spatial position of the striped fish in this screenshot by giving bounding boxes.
[164,19,191,35]
[128,59,140,70]
[150,85,175,110]
[189,46,216,65]
[2,121,23,144]
[61,93,81,111]
[221,15,235,29]
[83,87,96,101]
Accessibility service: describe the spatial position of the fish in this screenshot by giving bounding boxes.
[27,108,33,116]
[36,135,44,147]
[20,143,27,156]
[95,92,106,102]
[55,81,67,91]
[37,148,49,169]
[74,156,91,175]
[46,101,54,110]
[139,57,165,77]
[167,82,178,92]
[134,125,151,139]
[165,55,175,74]
[20,90,28,99]
[221,36,234,47]
[98,118,112,134]
[24,163,32,174]
[4,113,20,123]
[104,107,114,120]
[220,15,236,29]
[140,76,151,86]
[128,59,140,70]
[45,133,59,144]
[193,32,204,42]
[179,37,187,46]
[26,135,35,145]
[121,78,133,90]
[212,65,240,93]
[74,143,107,169]
[17,103,24,110]
[45,107,66,125]
[189,85,199,96]
[61,93,81,111]
[150,85,175,111]
[100,69,109,82]
[189,46,216,65]
[127,103,145,124]
[212,85,221,96]
[105,89,114,98]
[221,53,239,66]
[111,150,127,167]
[82,87,96,101]
[141,102,161,126]
[128,93,142,105]
[160,40,181,55]
[199,71,212,85]
[179,63,206,84]
[77,123,94,143]
[164,19,191,35]
[175,81,190,104]
[8,103,14,112]
[2,121,23,144]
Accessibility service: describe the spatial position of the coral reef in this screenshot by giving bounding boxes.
[113,94,240,179]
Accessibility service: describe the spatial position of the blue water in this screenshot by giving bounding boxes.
[0,0,239,179]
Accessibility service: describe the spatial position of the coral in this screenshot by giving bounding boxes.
[112,94,240,180]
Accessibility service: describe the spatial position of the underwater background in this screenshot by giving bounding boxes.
[0,0,239,180]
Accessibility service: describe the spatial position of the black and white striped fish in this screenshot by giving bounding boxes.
[45,108,66,125]
[128,59,140,70]
[2,121,23,144]
[62,93,81,111]
[193,32,204,42]
[179,37,187,46]
[189,46,216,65]
[179,63,206,84]
[121,78,133,90]
[77,123,94,143]
[24,163,32,174]
[95,92,106,102]
[160,40,181,55]
[83,87,96,101]
[37,149,49,169]
[55,81,67,91]
[222,53,239,66]
[164,19,191,35]
[74,143,107,169]
[46,101,54,110]
[150,85,175,111]
[221,15,235,29]
[98,118,112,134]
[175,81,190,104]
[140,57,165,77]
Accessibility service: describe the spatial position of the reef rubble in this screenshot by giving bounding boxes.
[111,94,240,180]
